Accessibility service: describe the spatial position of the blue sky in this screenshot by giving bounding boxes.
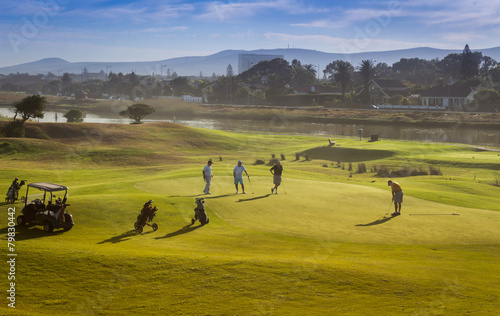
[1,0,500,67]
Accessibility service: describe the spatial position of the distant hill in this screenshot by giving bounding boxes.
[1,47,499,77]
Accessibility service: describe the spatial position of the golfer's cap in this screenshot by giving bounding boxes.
[238,160,242,163]
[208,160,213,164]
[387,180,392,186]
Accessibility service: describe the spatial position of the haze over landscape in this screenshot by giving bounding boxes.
[2,0,500,74]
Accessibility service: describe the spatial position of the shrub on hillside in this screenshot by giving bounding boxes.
[25,125,50,140]
[429,166,442,175]
[1,121,25,137]
[376,165,441,178]
[357,163,367,173]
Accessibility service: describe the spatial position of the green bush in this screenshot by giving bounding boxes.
[1,121,25,137]
[64,109,84,123]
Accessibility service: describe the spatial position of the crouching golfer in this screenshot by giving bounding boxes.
[203,160,213,194]
[388,180,403,215]
[233,160,249,194]
[270,161,283,194]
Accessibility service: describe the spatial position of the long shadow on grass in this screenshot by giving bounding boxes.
[1,225,65,240]
[236,194,271,202]
[356,215,396,227]
[203,194,234,200]
[167,194,234,200]
[155,224,202,239]
[98,230,137,244]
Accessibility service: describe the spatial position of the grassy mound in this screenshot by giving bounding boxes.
[1,122,499,315]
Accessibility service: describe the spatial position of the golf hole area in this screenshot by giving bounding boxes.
[136,176,500,245]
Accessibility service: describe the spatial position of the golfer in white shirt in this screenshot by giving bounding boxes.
[233,160,249,194]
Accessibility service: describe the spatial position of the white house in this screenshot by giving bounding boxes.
[420,85,477,111]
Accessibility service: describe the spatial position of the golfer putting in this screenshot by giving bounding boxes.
[388,180,403,216]
[270,161,283,194]
[233,160,249,194]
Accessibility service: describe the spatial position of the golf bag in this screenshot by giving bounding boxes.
[5,179,25,203]
[134,200,159,233]
[192,198,209,226]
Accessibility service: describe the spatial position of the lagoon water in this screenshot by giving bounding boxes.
[1,107,499,147]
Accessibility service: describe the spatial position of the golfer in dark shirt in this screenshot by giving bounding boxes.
[270,161,283,194]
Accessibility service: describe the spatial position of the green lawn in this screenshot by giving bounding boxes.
[1,122,499,315]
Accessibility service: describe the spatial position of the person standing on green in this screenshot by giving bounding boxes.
[270,161,283,194]
[203,160,213,194]
[233,160,249,194]
[388,180,403,215]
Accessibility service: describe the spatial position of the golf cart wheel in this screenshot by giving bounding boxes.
[63,225,72,232]
[152,223,158,231]
[191,218,195,225]
[4,197,8,203]
[136,226,143,234]
[17,215,26,226]
[43,220,54,233]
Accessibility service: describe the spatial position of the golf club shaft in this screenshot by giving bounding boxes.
[247,176,254,194]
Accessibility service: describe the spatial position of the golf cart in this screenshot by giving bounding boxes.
[16,182,74,233]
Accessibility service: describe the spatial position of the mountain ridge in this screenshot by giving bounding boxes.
[1,46,499,77]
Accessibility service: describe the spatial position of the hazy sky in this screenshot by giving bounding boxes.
[1,0,500,67]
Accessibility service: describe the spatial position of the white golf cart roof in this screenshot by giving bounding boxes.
[27,183,68,192]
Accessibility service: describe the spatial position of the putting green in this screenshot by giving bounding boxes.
[136,176,500,245]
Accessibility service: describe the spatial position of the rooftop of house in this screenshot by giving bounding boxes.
[420,85,474,98]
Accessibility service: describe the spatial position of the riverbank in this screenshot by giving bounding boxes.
[1,92,499,127]
[199,104,500,128]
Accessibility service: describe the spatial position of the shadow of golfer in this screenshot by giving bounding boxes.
[203,194,234,200]
[98,230,137,244]
[155,224,202,239]
[236,194,271,202]
[356,215,396,227]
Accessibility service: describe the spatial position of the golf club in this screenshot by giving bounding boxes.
[281,177,287,194]
[247,176,254,194]
[385,200,393,216]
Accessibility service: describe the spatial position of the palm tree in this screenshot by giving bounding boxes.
[359,60,375,96]
[325,60,354,99]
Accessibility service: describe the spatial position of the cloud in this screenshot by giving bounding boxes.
[64,2,194,24]
[401,0,500,28]
[195,0,327,22]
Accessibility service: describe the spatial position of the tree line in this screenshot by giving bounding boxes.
[2,45,499,106]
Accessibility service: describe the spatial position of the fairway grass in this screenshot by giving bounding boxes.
[1,122,499,315]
